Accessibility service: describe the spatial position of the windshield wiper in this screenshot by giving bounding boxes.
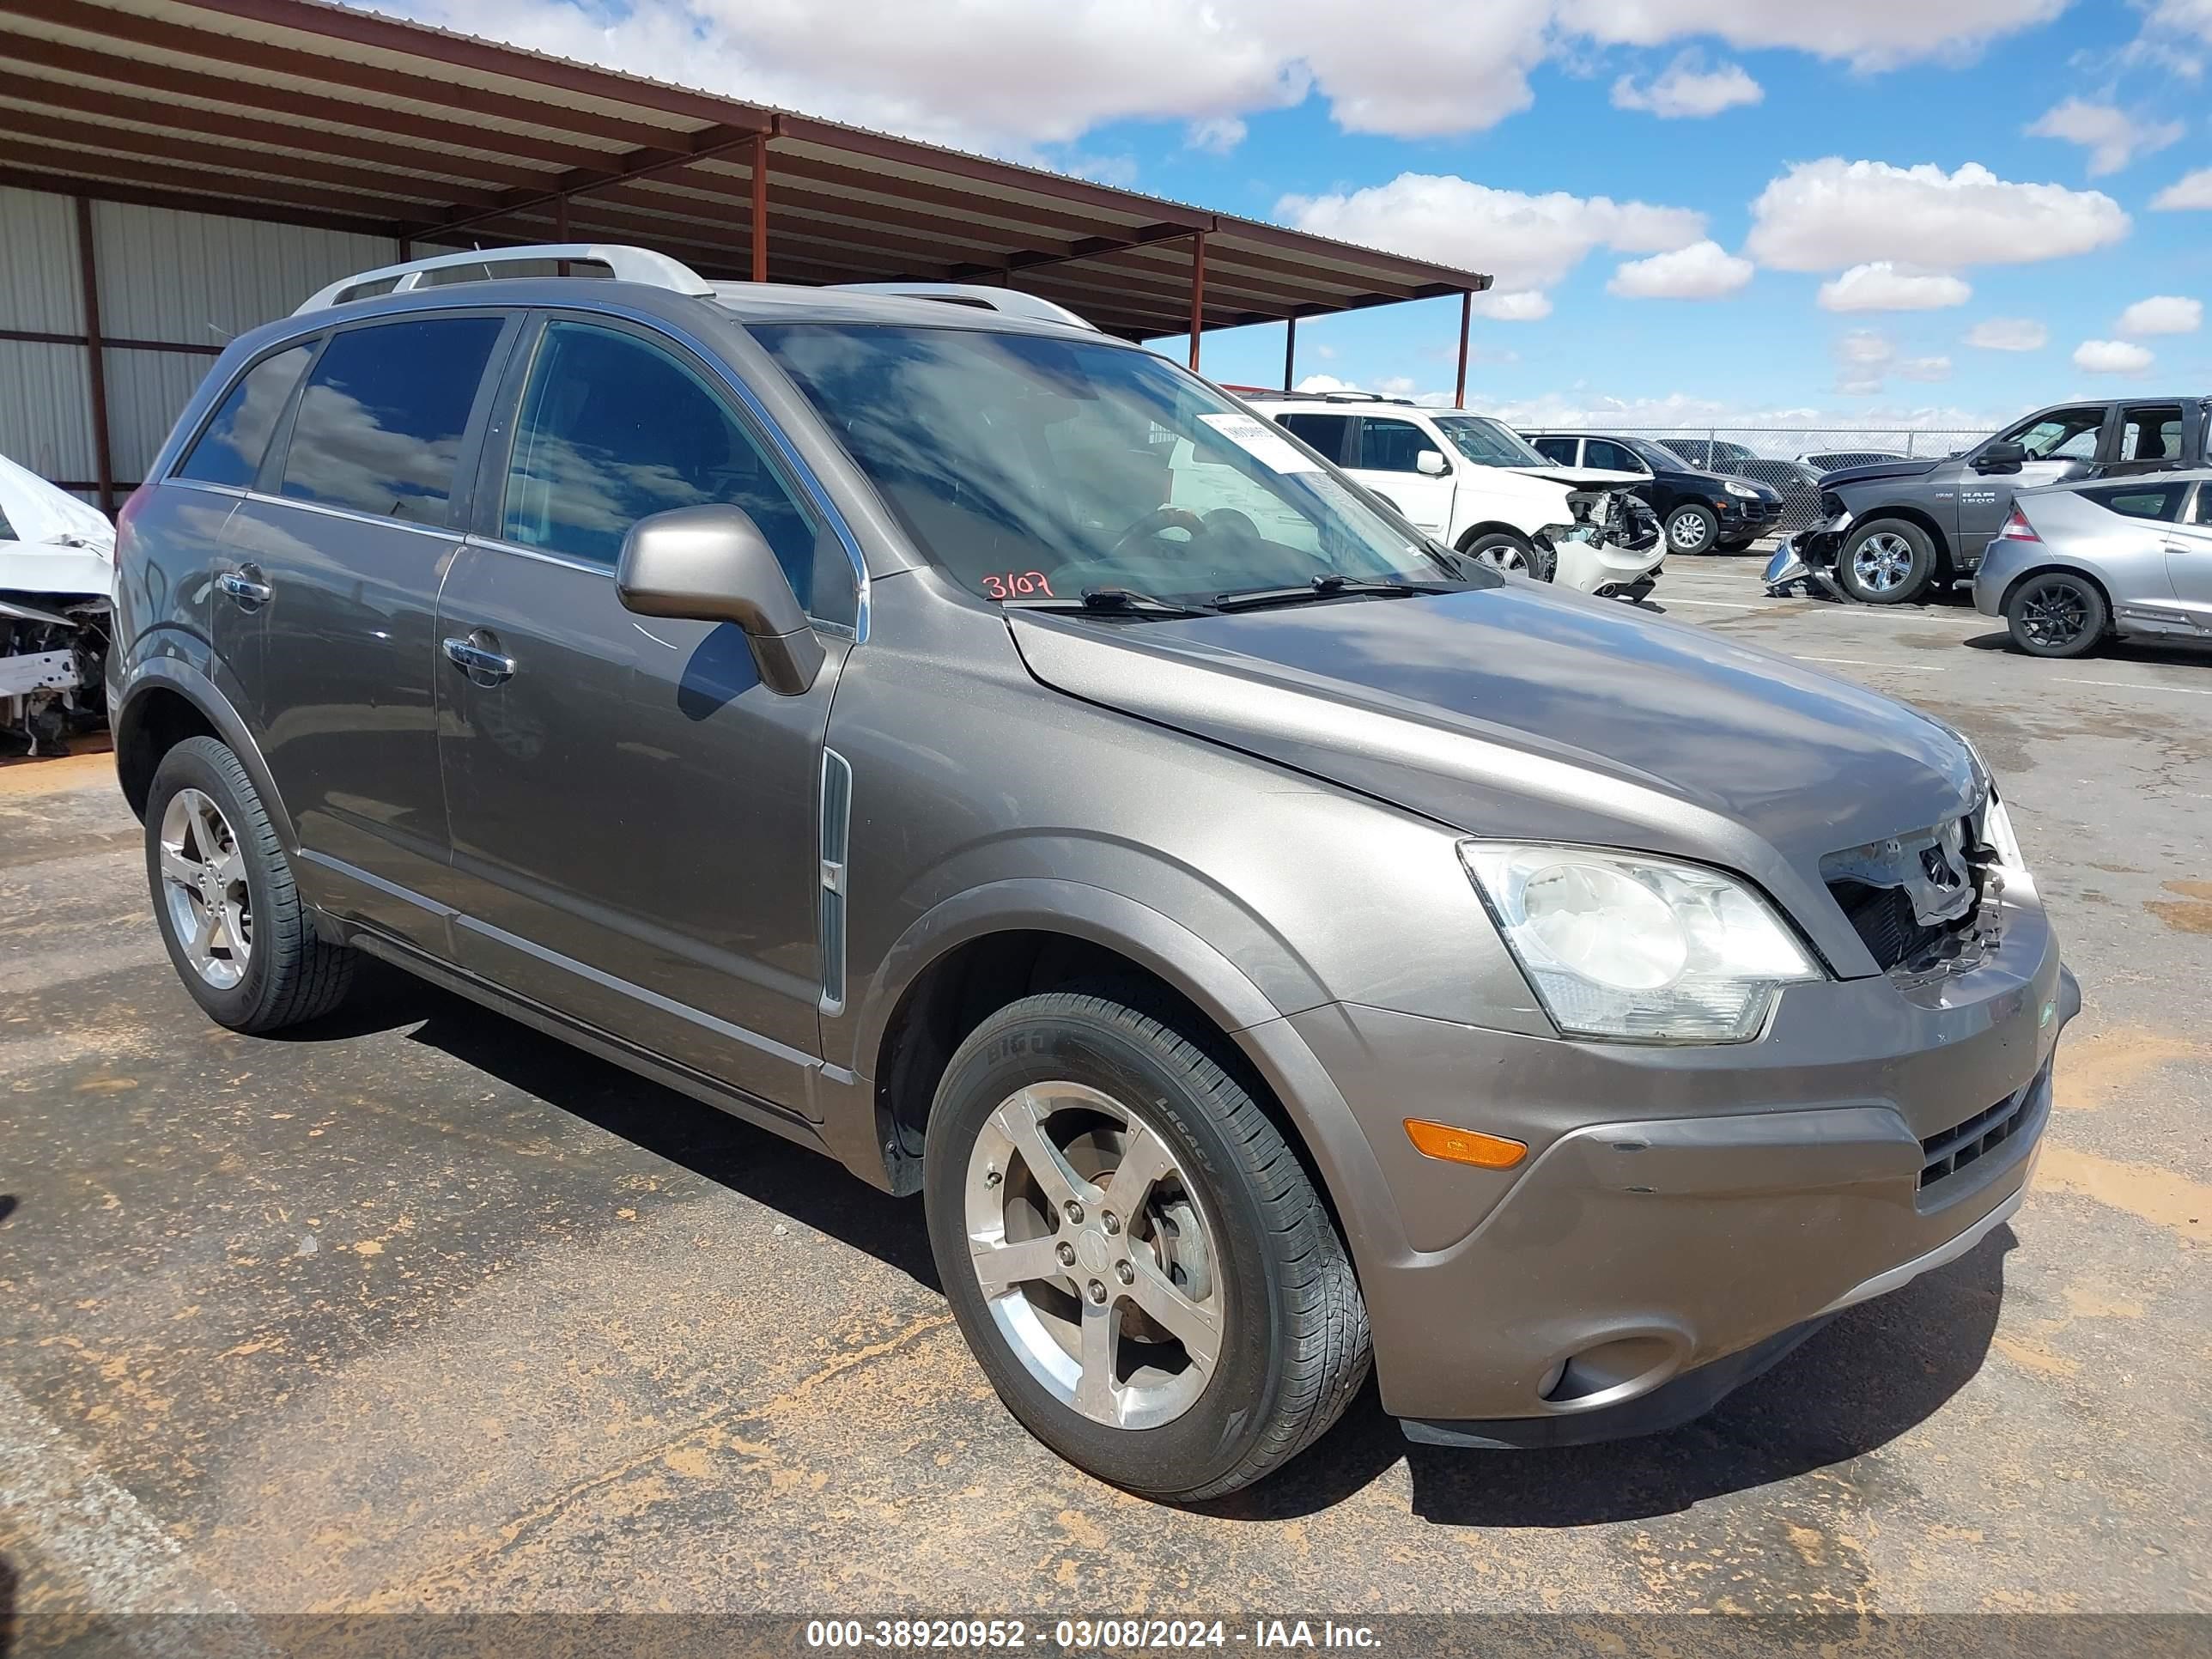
[1000,586,1212,618]
[1211,574,1458,612]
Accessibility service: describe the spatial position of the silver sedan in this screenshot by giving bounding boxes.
[1973,469,2212,657]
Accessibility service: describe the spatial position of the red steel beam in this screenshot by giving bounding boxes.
[73,195,113,514]
[1455,290,1471,410]
[1283,316,1296,392]
[750,134,769,283]
[1187,230,1206,372]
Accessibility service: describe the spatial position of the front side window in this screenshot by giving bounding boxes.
[751,324,1457,610]
[2083,481,2188,522]
[500,321,850,625]
[278,316,502,523]
[175,343,313,488]
[2194,484,2212,527]
[1357,418,1441,474]
[2120,404,2182,462]
[1273,413,1353,464]
[2004,406,2104,462]
[1430,416,1548,468]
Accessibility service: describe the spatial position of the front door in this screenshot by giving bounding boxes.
[220,311,513,946]
[1348,416,1455,537]
[434,314,860,1114]
[2164,481,2212,621]
[1956,404,2105,561]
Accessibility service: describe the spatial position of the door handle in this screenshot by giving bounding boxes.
[2162,540,2193,554]
[441,631,516,686]
[216,565,272,607]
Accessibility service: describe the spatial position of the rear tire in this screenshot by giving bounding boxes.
[144,736,354,1032]
[924,990,1369,1501]
[2005,571,2107,659]
[1664,502,1720,554]
[1838,519,1937,605]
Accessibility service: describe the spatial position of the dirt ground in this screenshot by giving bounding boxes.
[3,557,2208,1651]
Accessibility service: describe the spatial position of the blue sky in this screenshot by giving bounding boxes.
[384,0,2212,430]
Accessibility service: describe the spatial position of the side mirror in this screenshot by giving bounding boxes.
[617,505,824,696]
[1416,448,1449,477]
[1977,441,2027,475]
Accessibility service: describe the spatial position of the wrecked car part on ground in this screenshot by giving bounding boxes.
[1,453,114,755]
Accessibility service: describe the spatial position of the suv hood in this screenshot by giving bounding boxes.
[1823,456,1944,489]
[1009,584,1979,957]
[1499,464,1645,490]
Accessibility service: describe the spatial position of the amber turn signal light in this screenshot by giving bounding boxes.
[1403,1119,1528,1170]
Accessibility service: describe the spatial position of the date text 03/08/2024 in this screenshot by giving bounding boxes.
[804,1619,1382,1650]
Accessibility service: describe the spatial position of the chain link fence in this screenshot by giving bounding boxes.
[1603,426,1990,537]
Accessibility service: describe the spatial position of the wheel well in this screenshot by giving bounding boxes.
[1998,562,2112,617]
[114,688,217,822]
[869,930,1330,1227]
[1455,522,1533,550]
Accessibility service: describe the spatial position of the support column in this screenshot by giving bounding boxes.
[1187,229,1206,372]
[1454,290,1472,410]
[554,195,569,276]
[1282,315,1297,392]
[73,197,114,515]
[750,134,770,283]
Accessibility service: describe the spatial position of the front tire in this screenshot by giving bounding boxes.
[2006,571,2107,658]
[1838,519,1937,604]
[1462,530,1554,582]
[924,990,1369,1501]
[144,736,355,1032]
[1664,502,1720,554]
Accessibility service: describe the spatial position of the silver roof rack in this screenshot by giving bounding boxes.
[831,283,1098,331]
[295,244,714,315]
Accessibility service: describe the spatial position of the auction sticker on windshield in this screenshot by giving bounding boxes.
[1199,413,1318,473]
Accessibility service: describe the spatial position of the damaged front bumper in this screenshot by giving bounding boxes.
[1540,489,1667,599]
[1765,513,1851,599]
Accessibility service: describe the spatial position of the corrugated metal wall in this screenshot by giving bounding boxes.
[0,185,398,509]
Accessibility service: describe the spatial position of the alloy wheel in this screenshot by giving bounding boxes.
[2017,577,2090,650]
[1668,513,1711,552]
[158,787,252,989]
[963,1081,1224,1431]
[1473,544,1531,574]
[1851,532,1916,594]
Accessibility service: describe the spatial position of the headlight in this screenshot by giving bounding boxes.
[1723,479,1760,499]
[1460,843,1823,1043]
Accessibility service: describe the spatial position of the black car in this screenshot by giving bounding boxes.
[1523,431,1784,554]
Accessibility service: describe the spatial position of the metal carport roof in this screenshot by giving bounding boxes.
[0,0,1491,354]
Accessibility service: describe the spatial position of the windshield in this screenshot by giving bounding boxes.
[1626,438,1689,471]
[750,323,1458,609]
[1431,415,1549,468]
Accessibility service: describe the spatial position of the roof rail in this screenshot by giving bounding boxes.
[294,244,713,315]
[831,283,1098,331]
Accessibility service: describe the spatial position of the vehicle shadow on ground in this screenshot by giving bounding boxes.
[1961,629,2212,665]
[275,959,944,1291]
[276,963,2012,1529]
[1200,1228,2014,1528]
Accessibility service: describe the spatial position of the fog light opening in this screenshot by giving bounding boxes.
[1537,1334,1684,1408]
[1536,1359,1567,1401]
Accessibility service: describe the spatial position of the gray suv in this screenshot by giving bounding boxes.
[110,246,2076,1500]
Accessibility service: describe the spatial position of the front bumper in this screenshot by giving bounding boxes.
[1286,886,2075,1429]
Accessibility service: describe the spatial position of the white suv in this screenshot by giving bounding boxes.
[1245,395,1664,598]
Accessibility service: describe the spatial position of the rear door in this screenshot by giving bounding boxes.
[1349,416,1454,534]
[434,312,859,1113]
[218,309,514,946]
[2105,401,2187,477]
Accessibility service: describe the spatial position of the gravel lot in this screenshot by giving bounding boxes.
[3,554,2208,1646]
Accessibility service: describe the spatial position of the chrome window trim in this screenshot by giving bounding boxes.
[161,480,246,501]
[532,299,872,643]
[238,489,462,541]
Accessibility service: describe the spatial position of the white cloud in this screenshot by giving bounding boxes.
[1295,374,1359,393]
[2116,295,2203,335]
[1607,240,1754,299]
[1816,263,1972,312]
[2073,338,2156,374]
[1610,52,1763,118]
[2151,167,2212,209]
[1746,159,2130,271]
[1554,0,2065,68]
[1896,356,1954,382]
[1279,173,1704,319]
[1965,317,2049,350]
[1185,115,1248,154]
[1838,331,1896,368]
[2026,99,2185,176]
[2149,0,2212,43]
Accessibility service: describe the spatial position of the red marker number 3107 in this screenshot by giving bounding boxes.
[981,570,1054,599]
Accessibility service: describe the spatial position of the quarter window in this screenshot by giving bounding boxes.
[2082,481,2188,521]
[278,316,502,523]
[500,320,852,626]
[1357,418,1440,474]
[175,343,313,489]
[1274,413,1352,464]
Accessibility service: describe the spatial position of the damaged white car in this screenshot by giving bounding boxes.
[1,454,114,755]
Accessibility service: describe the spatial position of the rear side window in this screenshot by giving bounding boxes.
[2120,404,2182,462]
[2083,481,2188,521]
[1275,413,1352,463]
[1584,439,1641,472]
[1358,418,1437,473]
[278,316,503,524]
[2195,485,2212,527]
[1530,436,1577,464]
[174,343,313,488]
[499,320,852,625]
